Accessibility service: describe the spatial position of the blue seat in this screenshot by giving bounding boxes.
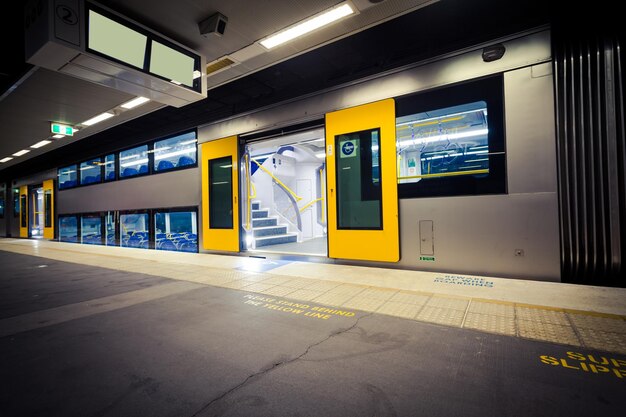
[82,176,96,184]
[106,171,115,181]
[157,160,175,171]
[178,156,195,167]
[138,165,148,174]
[94,174,101,182]
[122,167,138,177]
[158,240,177,251]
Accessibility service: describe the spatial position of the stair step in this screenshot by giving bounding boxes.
[252,217,278,227]
[255,233,298,247]
[252,209,269,219]
[251,201,261,210]
[253,225,287,237]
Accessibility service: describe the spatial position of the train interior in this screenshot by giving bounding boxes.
[396,101,490,183]
[29,186,44,239]
[242,128,328,256]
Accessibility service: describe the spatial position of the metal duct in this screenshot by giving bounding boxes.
[554,35,626,286]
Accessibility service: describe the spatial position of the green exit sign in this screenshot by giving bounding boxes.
[50,123,74,136]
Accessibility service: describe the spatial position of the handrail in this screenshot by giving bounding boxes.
[250,158,303,202]
[300,197,323,213]
[397,168,489,180]
[244,153,252,230]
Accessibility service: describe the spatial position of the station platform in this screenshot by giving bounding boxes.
[1,238,625,416]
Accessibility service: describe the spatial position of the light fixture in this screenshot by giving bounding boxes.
[315,152,326,159]
[0,157,13,163]
[259,2,354,50]
[121,96,150,109]
[13,149,30,157]
[31,140,52,149]
[52,134,65,139]
[82,112,114,126]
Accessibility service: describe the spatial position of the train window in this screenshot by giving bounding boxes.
[20,195,26,228]
[120,212,150,248]
[59,216,79,242]
[44,191,52,228]
[155,210,198,252]
[119,145,149,178]
[153,131,197,172]
[105,212,117,246]
[104,154,116,181]
[395,75,505,198]
[0,196,4,218]
[335,128,383,230]
[81,215,103,245]
[58,165,78,190]
[80,158,102,185]
[209,156,233,229]
[13,189,19,217]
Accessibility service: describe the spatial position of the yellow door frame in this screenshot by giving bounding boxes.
[19,185,28,238]
[325,99,399,262]
[201,136,240,252]
[43,179,55,240]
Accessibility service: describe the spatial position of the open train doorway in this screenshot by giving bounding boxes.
[241,128,327,257]
[29,185,44,239]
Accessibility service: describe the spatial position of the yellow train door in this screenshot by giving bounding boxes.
[43,179,54,239]
[200,136,240,252]
[19,185,28,238]
[325,99,399,262]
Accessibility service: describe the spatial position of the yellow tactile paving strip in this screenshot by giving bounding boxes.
[2,240,626,355]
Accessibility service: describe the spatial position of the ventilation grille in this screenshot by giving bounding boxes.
[554,35,626,286]
[206,57,237,76]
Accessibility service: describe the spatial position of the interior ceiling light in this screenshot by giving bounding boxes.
[0,157,13,163]
[13,149,31,157]
[82,112,115,126]
[121,96,150,109]
[52,134,65,139]
[31,140,52,149]
[259,2,355,50]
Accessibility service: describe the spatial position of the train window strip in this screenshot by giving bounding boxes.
[395,75,506,198]
[58,207,198,253]
[56,130,197,190]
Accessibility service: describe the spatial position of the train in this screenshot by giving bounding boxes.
[0,29,562,282]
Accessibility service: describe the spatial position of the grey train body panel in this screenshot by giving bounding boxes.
[56,168,200,214]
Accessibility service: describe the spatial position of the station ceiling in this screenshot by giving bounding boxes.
[0,0,553,180]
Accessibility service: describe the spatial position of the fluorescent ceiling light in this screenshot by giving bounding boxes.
[170,80,182,85]
[13,149,30,157]
[260,3,354,49]
[121,96,150,109]
[315,152,326,159]
[82,112,114,126]
[0,157,13,163]
[399,129,489,146]
[31,140,52,149]
[120,157,149,167]
[52,134,65,139]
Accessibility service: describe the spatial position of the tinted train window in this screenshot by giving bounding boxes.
[335,129,382,230]
[104,154,116,181]
[80,158,102,185]
[153,131,197,172]
[395,75,505,198]
[44,191,52,227]
[58,165,78,189]
[81,215,103,245]
[13,189,19,217]
[59,216,79,242]
[0,196,4,218]
[120,212,149,248]
[119,145,149,178]
[155,210,198,252]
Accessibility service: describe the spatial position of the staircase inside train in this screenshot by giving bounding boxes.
[242,128,327,257]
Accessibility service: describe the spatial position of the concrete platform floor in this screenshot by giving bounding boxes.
[1,239,625,416]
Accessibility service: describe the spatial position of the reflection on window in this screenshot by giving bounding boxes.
[104,154,116,181]
[396,101,489,184]
[0,196,4,218]
[119,145,149,178]
[209,156,233,229]
[155,211,198,252]
[154,132,197,172]
[59,216,79,243]
[105,212,116,245]
[58,165,78,189]
[81,216,102,245]
[120,213,149,248]
[80,158,102,185]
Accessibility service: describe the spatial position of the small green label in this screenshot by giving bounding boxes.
[420,256,435,262]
